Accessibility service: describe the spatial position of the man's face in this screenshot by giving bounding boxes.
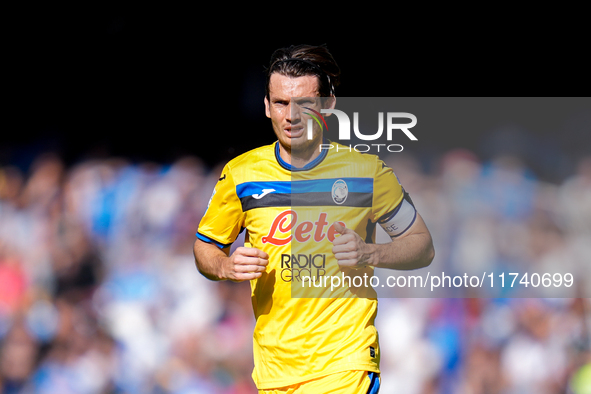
[264,73,323,155]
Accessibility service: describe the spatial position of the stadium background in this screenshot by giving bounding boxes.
[2,7,591,394]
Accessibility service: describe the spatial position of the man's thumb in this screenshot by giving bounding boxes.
[333,221,348,235]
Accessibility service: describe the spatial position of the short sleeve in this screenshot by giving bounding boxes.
[196,163,246,248]
[371,159,404,223]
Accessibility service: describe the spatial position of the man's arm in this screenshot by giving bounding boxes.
[331,213,434,270]
[193,238,269,281]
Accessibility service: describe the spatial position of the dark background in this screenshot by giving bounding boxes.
[3,6,589,178]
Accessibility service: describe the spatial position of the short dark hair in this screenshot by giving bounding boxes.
[265,44,341,98]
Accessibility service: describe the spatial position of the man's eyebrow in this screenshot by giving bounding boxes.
[271,97,289,103]
[294,98,316,105]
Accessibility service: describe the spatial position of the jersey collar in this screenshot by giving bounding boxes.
[274,139,329,172]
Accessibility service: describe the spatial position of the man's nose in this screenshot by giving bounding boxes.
[285,102,292,122]
[286,102,301,123]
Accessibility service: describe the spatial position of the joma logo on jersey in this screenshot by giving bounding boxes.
[261,210,345,246]
[252,188,275,199]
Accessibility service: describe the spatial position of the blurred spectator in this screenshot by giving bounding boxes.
[558,156,591,235]
[0,142,590,393]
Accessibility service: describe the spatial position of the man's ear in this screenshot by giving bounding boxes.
[328,95,336,109]
[323,96,336,116]
[264,96,271,118]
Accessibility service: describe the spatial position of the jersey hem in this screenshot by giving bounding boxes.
[195,230,233,249]
[253,363,380,390]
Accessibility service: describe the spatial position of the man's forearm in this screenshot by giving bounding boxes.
[193,239,229,281]
[331,213,435,270]
[367,232,434,270]
[194,239,270,282]
[367,214,434,270]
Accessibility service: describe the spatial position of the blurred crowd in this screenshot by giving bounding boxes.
[0,146,590,393]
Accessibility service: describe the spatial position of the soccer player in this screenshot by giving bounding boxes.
[194,44,434,393]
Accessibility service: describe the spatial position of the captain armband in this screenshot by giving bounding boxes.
[378,190,417,237]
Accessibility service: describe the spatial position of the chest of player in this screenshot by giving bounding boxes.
[235,177,376,243]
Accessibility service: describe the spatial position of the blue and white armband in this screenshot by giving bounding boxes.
[378,190,417,237]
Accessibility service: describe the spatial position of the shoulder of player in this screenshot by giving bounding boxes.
[224,143,276,172]
[329,141,384,169]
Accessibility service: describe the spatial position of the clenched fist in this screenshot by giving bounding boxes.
[222,247,269,282]
[330,222,374,268]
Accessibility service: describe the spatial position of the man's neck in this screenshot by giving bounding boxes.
[278,142,322,169]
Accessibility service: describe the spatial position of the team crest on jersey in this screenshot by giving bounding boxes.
[331,179,348,205]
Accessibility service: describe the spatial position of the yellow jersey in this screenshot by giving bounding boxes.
[197,141,407,389]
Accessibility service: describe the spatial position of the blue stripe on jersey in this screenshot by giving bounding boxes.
[195,232,232,249]
[367,372,380,394]
[236,181,291,197]
[235,178,373,199]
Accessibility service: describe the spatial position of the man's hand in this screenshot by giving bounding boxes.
[330,222,374,268]
[222,247,269,282]
[329,213,434,271]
